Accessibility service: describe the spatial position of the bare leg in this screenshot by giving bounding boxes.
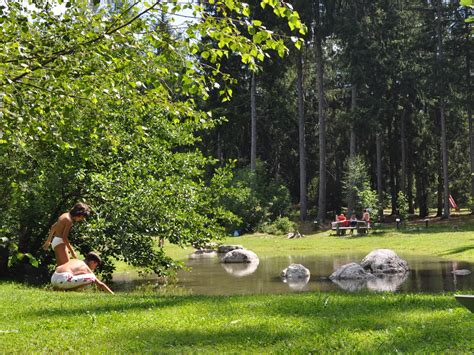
[54,244,70,266]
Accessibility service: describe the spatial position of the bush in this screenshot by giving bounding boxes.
[259,216,296,235]
[221,162,292,233]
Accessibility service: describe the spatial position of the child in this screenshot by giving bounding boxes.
[362,209,371,227]
[42,202,91,266]
[349,214,358,227]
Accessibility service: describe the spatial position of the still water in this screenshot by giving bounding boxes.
[112,253,473,295]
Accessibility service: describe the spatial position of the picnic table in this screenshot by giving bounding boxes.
[331,220,371,236]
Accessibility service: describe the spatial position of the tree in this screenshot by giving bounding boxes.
[296,48,307,220]
[0,0,305,277]
[315,0,327,223]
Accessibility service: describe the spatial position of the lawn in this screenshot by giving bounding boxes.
[165,218,474,262]
[1,220,473,353]
[0,283,472,353]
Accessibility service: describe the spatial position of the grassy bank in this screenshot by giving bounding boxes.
[0,283,472,353]
[165,222,474,262]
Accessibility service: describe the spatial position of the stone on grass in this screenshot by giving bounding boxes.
[221,249,259,263]
[360,249,409,274]
[287,232,304,239]
[329,262,376,280]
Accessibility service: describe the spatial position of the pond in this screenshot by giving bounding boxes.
[112,253,473,295]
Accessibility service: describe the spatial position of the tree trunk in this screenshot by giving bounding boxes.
[388,120,397,215]
[407,171,415,214]
[250,72,257,172]
[400,110,407,194]
[350,84,357,158]
[436,0,449,219]
[437,170,443,217]
[315,0,326,223]
[466,19,474,214]
[416,174,428,218]
[376,133,384,222]
[439,101,449,218]
[297,50,307,221]
[348,84,357,215]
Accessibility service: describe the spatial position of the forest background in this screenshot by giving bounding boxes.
[0,0,473,279]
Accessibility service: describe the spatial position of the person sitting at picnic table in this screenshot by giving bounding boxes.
[336,213,349,227]
[362,209,370,226]
[349,214,358,227]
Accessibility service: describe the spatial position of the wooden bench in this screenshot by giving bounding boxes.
[331,221,371,236]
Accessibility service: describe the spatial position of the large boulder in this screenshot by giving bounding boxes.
[360,249,409,274]
[217,245,244,254]
[329,262,376,280]
[221,249,259,263]
[281,264,310,291]
[281,264,310,281]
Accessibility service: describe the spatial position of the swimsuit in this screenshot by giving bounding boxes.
[51,236,64,250]
[51,272,96,289]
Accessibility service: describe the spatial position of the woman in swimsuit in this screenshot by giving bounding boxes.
[42,203,91,266]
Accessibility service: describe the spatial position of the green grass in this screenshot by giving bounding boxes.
[165,223,474,262]
[0,283,472,353]
[2,221,473,353]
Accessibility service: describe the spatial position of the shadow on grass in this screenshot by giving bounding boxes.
[438,245,474,256]
[100,293,473,353]
[109,325,293,351]
[328,231,388,238]
[25,294,203,318]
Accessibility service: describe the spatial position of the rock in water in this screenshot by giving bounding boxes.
[361,249,409,274]
[329,262,376,280]
[281,264,310,281]
[221,249,259,263]
[217,245,244,254]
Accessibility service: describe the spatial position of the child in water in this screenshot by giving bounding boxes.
[42,203,91,266]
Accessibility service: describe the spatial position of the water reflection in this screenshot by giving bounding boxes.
[112,254,473,295]
[366,273,409,292]
[331,278,367,292]
[221,260,259,277]
[283,275,310,291]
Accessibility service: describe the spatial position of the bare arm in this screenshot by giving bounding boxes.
[95,279,114,294]
[42,227,55,250]
[61,223,77,259]
[82,263,114,294]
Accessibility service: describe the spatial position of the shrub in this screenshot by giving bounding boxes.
[259,217,296,235]
[221,162,292,233]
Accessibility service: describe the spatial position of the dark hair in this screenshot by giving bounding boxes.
[70,202,91,217]
[84,252,102,265]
